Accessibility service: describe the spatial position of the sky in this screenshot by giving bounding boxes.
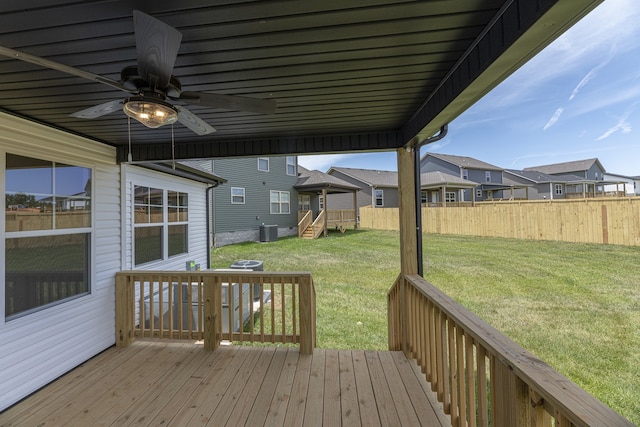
[298,0,640,177]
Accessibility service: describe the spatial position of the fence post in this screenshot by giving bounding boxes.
[203,274,220,351]
[115,273,134,347]
[299,274,316,355]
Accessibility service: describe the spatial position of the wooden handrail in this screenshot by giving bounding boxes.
[311,210,326,238]
[116,270,316,354]
[388,273,634,427]
[298,210,312,237]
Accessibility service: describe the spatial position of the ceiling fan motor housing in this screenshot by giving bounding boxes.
[120,65,182,98]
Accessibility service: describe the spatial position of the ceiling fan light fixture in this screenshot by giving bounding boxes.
[123,96,178,128]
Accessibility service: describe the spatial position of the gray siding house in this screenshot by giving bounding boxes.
[207,156,300,247]
[523,158,615,198]
[326,167,399,217]
[420,153,504,201]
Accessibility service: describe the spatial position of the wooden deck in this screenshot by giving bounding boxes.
[0,339,449,426]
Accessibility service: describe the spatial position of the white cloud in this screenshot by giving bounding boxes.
[543,107,564,130]
[595,117,632,141]
[569,49,615,101]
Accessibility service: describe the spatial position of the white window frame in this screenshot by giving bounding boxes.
[555,184,563,195]
[445,192,456,203]
[4,153,93,320]
[485,171,491,182]
[133,186,189,267]
[319,195,324,210]
[374,189,384,207]
[299,194,311,211]
[257,158,269,172]
[270,190,290,214]
[462,169,468,180]
[476,189,483,198]
[231,187,245,204]
[286,156,296,176]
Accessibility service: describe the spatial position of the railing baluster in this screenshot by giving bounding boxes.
[448,319,458,424]
[477,345,489,427]
[465,334,476,427]
[456,326,466,427]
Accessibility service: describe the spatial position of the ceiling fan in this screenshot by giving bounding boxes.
[0,10,277,135]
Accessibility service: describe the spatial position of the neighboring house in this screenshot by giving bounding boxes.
[295,166,359,217]
[198,156,300,247]
[633,176,640,196]
[327,167,399,218]
[420,171,479,206]
[420,153,505,201]
[523,158,629,198]
[0,112,225,411]
[294,167,360,237]
[602,172,635,196]
[503,169,566,200]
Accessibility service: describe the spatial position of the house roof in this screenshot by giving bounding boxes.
[328,167,398,188]
[420,171,478,189]
[295,166,360,193]
[423,153,503,171]
[504,169,559,184]
[0,1,602,163]
[142,162,226,186]
[523,158,605,175]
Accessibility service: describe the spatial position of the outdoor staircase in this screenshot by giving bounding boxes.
[298,209,325,240]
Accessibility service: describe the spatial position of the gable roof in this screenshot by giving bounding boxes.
[420,171,478,189]
[423,153,503,171]
[0,1,602,162]
[295,166,359,193]
[523,158,605,175]
[328,167,398,188]
[504,169,559,183]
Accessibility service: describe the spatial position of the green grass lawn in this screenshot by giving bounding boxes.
[211,229,640,424]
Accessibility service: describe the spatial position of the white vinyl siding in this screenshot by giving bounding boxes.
[0,111,120,412]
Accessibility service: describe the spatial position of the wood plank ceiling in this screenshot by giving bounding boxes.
[0,0,602,162]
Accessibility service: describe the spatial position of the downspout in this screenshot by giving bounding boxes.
[414,124,448,277]
[205,183,220,270]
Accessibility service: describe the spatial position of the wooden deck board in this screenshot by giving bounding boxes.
[0,340,449,427]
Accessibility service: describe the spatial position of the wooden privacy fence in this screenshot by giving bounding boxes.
[361,197,640,246]
[115,270,316,354]
[388,274,634,427]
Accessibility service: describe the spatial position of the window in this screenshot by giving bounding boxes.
[286,156,296,176]
[258,158,269,172]
[231,187,245,204]
[421,191,427,204]
[5,154,92,319]
[485,171,491,182]
[462,169,468,180]
[555,184,563,195]
[319,195,324,210]
[133,186,189,266]
[299,194,310,211]
[270,190,290,214]
[374,189,384,207]
[476,189,483,198]
[445,192,456,203]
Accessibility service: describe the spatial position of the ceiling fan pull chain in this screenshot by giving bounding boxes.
[127,116,133,163]
[172,123,175,170]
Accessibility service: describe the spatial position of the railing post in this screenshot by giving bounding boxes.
[115,273,134,347]
[299,274,316,355]
[203,274,220,351]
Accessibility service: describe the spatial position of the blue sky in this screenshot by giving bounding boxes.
[299,0,640,177]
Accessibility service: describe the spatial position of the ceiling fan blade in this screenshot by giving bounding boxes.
[175,105,216,135]
[0,46,132,93]
[69,99,124,119]
[179,91,277,114]
[133,10,182,89]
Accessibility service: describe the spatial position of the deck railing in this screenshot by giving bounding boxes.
[116,270,316,354]
[311,209,326,238]
[388,273,634,427]
[298,210,312,237]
